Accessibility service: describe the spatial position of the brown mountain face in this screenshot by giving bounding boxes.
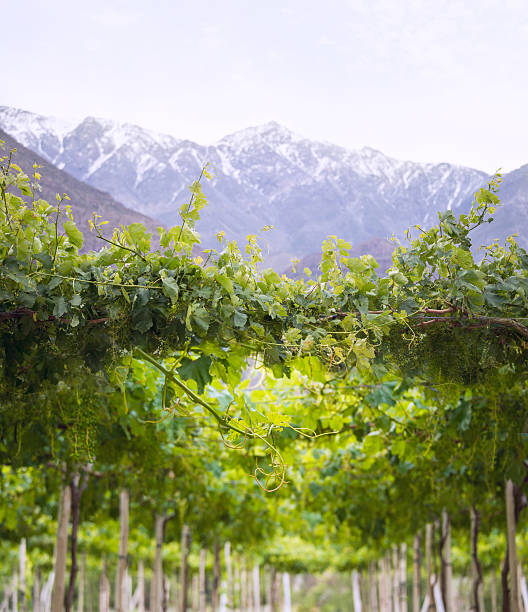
[0,128,162,252]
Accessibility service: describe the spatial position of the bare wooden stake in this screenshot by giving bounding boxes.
[491,570,497,612]
[240,555,247,611]
[393,545,401,612]
[33,568,41,612]
[152,514,165,612]
[77,553,85,612]
[352,569,362,612]
[224,541,232,610]
[51,483,71,612]
[413,532,421,612]
[506,480,520,612]
[470,506,483,612]
[199,549,207,612]
[400,543,408,612]
[116,489,129,612]
[212,538,220,612]
[441,511,455,612]
[425,523,434,612]
[247,558,253,612]
[253,563,261,612]
[137,561,145,612]
[179,524,191,612]
[19,538,27,612]
[12,570,18,612]
[99,559,110,612]
[283,572,292,612]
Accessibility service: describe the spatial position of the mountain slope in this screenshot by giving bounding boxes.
[0,127,161,251]
[0,106,514,268]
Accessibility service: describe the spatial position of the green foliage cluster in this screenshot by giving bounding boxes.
[1,138,528,602]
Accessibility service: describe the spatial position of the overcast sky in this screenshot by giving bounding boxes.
[4,0,528,172]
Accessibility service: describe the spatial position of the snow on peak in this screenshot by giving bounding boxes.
[0,106,78,143]
[217,121,303,150]
[75,116,181,151]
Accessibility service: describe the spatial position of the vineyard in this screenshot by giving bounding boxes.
[1,141,527,612]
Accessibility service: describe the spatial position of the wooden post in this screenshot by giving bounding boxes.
[212,538,220,612]
[393,545,401,612]
[413,532,421,612]
[12,570,18,612]
[491,571,498,612]
[99,559,110,612]
[369,561,379,612]
[516,563,524,612]
[40,571,54,612]
[116,489,129,612]
[379,556,391,612]
[179,524,191,612]
[352,570,362,612]
[506,480,520,612]
[33,568,41,612]
[425,523,434,611]
[247,559,253,612]
[77,553,85,612]
[152,514,165,612]
[224,541,232,610]
[191,573,198,611]
[199,549,207,612]
[163,573,169,612]
[433,580,446,612]
[51,483,71,612]
[66,473,86,612]
[266,567,272,612]
[137,561,145,612]
[519,563,528,612]
[241,555,248,611]
[19,538,27,612]
[283,572,292,612]
[253,563,261,612]
[378,559,386,612]
[400,543,408,612]
[471,506,483,612]
[442,511,454,612]
[86,570,93,612]
[125,571,132,612]
[270,566,280,612]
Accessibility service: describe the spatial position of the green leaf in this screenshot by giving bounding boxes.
[126,223,151,252]
[483,290,505,308]
[132,308,153,333]
[284,328,302,344]
[177,355,212,394]
[451,247,473,269]
[19,292,36,308]
[162,277,179,302]
[215,272,234,296]
[188,305,210,333]
[53,297,67,318]
[233,309,248,328]
[63,221,84,249]
[362,432,384,455]
[250,322,265,337]
[389,271,408,285]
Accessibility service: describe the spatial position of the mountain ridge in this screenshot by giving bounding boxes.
[0,126,162,252]
[1,105,524,270]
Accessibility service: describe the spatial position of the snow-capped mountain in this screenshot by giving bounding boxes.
[0,125,162,252]
[0,106,492,267]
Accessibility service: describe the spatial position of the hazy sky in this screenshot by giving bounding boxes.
[4,0,528,172]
